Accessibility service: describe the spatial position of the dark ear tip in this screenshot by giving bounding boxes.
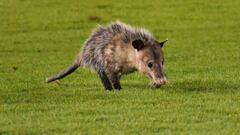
[159,38,168,47]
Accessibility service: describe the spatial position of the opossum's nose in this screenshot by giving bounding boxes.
[156,77,167,86]
[159,78,167,85]
[152,77,167,88]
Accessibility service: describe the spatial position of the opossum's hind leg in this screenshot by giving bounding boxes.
[97,70,113,90]
[110,74,121,90]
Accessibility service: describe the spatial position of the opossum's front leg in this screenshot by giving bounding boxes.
[97,70,113,90]
[110,74,121,90]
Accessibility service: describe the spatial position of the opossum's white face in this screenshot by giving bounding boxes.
[132,39,167,88]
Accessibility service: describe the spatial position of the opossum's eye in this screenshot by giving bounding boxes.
[148,62,153,68]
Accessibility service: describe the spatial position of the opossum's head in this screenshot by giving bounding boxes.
[132,39,168,88]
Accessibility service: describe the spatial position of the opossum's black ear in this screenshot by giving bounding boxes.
[159,39,168,47]
[132,39,144,51]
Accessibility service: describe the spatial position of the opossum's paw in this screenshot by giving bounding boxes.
[115,87,122,90]
[105,87,113,91]
[152,83,161,89]
[104,84,113,91]
[113,84,122,90]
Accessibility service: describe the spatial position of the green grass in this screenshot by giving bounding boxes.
[1,0,240,134]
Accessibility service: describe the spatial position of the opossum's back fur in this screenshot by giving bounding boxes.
[80,21,156,71]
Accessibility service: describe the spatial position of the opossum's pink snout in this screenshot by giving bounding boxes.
[152,77,167,88]
[159,78,167,85]
[156,77,167,85]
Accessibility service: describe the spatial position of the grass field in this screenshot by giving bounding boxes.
[1,0,240,134]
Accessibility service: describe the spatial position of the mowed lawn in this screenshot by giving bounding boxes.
[0,0,240,134]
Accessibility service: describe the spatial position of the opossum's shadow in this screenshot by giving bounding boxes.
[59,83,103,90]
[61,83,151,90]
[58,81,151,90]
[123,83,151,90]
[51,79,239,92]
[168,79,240,92]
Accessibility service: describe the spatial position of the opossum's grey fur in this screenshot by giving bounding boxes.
[80,21,156,71]
[47,21,164,90]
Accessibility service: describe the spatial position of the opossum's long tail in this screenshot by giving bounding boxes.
[46,60,81,83]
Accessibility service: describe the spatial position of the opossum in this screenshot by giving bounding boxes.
[47,21,168,90]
